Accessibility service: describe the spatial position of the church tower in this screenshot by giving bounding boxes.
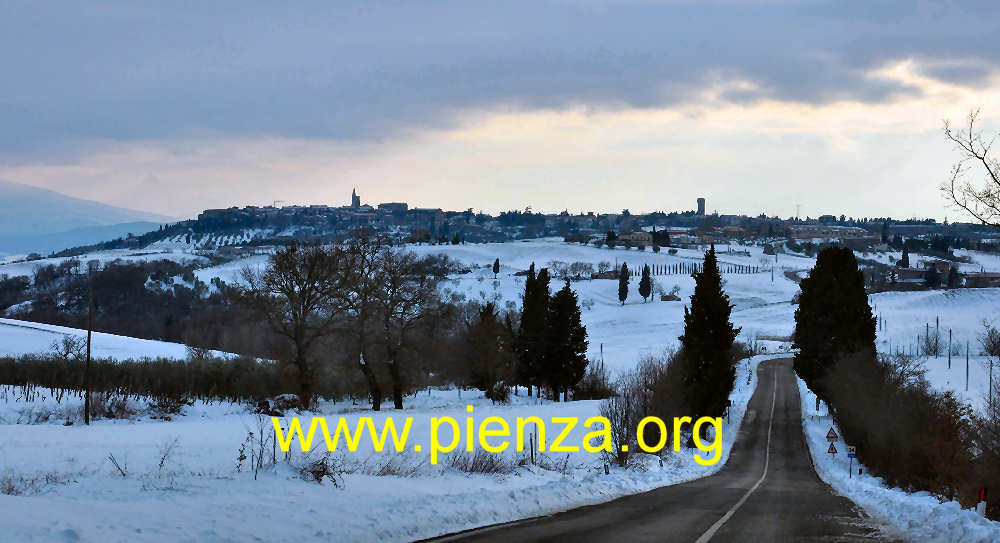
[351,188,360,208]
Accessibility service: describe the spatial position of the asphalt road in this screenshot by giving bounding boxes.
[428,358,890,543]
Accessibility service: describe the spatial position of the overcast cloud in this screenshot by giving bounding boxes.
[2,1,999,218]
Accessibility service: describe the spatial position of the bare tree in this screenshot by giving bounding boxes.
[375,249,446,409]
[242,243,348,409]
[942,109,1000,226]
[342,231,393,411]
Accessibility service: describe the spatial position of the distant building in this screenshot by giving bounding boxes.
[351,188,360,208]
[617,231,652,243]
[378,202,408,213]
[697,198,706,216]
[785,225,880,241]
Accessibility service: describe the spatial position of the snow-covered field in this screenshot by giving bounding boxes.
[2,238,1000,541]
[799,378,1000,542]
[0,318,215,361]
[0,249,207,280]
[0,354,774,542]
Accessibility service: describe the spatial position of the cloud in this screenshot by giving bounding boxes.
[2,0,999,154]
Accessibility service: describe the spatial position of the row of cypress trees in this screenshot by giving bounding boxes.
[617,262,655,304]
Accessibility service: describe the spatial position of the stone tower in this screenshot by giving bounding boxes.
[351,188,360,208]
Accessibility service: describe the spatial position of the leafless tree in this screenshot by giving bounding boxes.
[342,231,392,411]
[241,243,349,409]
[375,248,446,409]
[942,109,1000,226]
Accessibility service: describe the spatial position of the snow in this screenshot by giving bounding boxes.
[0,354,777,542]
[0,318,224,361]
[798,377,1000,543]
[0,249,207,280]
[3,237,1000,540]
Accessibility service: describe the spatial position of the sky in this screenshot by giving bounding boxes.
[2,0,1000,221]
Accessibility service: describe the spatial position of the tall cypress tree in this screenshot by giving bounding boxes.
[678,244,741,420]
[492,258,500,279]
[793,247,875,400]
[545,279,589,401]
[618,263,629,305]
[517,264,550,395]
[900,246,910,268]
[639,263,652,302]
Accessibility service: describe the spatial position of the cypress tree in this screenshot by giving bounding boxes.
[639,264,652,302]
[492,258,500,279]
[900,246,910,268]
[678,244,741,420]
[793,246,876,400]
[517,264,550,395]
[544,280,589,401]
[618,263,629,305]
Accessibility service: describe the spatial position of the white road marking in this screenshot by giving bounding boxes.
[694,368,779,543]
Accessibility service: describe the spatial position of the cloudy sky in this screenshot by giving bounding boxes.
[2,1,1000,220]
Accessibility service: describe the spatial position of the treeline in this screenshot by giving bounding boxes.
[0,354,288,407]
[794,246,999,520]
[1,258,272,357]
[241,232,591,410]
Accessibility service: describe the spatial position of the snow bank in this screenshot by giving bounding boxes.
[797,377,1000,543]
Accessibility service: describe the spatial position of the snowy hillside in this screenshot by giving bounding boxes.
[0,318,224,360]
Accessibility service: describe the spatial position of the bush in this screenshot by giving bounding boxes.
[573,360,615,400]
[822,353,977,502]
[0,354,310,407]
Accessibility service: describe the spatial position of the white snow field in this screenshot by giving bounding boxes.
[2,238,1000,541]
[0,354,776,542]
[0,318,214,361]
[798,378,1000,543]
[0,248,207,280]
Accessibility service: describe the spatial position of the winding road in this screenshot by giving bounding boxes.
[427,358,891,542]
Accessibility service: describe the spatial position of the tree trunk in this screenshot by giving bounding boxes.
[388,358,404,409]
[359,351,382,411]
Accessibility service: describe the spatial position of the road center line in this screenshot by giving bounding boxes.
[693,368,779,543]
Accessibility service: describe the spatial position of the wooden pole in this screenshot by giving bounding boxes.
[85,287,93,425]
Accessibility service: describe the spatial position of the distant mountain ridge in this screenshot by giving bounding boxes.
[0,179,171,237]
[0,179,172,255]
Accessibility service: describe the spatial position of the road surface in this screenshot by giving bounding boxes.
[428,358,890,542]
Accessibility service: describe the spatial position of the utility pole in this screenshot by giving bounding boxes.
[85,287,93,425]
[948,329,952,369]
[966,341,970,393]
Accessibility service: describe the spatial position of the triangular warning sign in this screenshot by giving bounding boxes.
[826,428,838,441]
[828,442,838,454]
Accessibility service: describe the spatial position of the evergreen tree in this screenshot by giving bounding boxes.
[947,265,961,289]
[618,263,629,305]
[924,266,941,288]
[544,280,589,401]
[900,246,910,268]
[461,302,517,403]
[793,247,876,400]
[517,264,550,395]
[492,258,500,279]
[678,244,741,421]
[639,263,652,302]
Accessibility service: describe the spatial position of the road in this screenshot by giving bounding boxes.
[428,358,890,542]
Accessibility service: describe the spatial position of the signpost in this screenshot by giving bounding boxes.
[826,428,838,442]
[847,446,857,478]
[827,442,837,455]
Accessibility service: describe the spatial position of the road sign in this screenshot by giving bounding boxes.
[827,442,837,454]
[826,428,838,442]
[847,446,856,459]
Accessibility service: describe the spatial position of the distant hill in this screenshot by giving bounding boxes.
[0,179,172,255]
[0,221,164,256]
